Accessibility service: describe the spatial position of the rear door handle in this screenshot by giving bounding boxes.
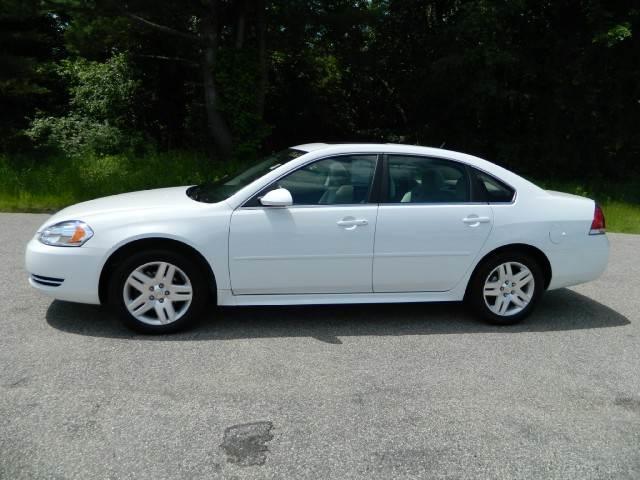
[462,215,491,226]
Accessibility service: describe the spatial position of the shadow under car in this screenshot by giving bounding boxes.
[45,288,630,344]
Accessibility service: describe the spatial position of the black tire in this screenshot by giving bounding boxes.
[467,251,544,325]
[108,249,209,334]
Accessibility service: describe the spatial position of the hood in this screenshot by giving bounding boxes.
[45,186,197,225]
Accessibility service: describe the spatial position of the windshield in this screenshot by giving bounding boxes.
[187,149,306,203]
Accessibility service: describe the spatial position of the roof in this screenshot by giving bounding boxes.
[292,143,330,152]
[292,142,468,159]
[287,142,544,196]
[293,142,456,154]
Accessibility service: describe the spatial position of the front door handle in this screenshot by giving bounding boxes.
[462,215,491,226]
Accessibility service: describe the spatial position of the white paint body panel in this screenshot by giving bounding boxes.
[229,205,377,294]
[373,204,493,292]
[25,143,609,308]
[26,186,233,304]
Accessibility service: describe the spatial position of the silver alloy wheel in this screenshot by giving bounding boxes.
[483,261,535,316]
[123,261,193,326]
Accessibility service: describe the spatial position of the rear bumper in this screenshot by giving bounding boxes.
[25,237,103,304]
[547,234,609,290]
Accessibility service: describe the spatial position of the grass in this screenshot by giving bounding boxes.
[533,178,640,234]
[598,201,640,234]
[0,152,638,233]
[0,151,235,212]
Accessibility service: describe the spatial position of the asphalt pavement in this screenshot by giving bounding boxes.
[1,212,639,479]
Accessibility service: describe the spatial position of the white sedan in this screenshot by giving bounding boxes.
[25,143,609,333]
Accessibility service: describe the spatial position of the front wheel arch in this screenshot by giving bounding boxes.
[98,238,217,306]
[465,243,552,300]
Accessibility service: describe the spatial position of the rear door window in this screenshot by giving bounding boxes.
[385,155,470,203]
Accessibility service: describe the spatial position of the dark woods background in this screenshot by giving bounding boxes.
[2,0,639,179]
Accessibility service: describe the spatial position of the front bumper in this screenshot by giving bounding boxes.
[25,237,103,304]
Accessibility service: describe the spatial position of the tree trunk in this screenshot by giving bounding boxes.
[235,0,246,49]
[121,6,232,159]
[202,2,232,160]
[255,0,268,118]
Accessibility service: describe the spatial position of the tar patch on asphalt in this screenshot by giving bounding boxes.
[220,421,274,466]
[614,396,640,413]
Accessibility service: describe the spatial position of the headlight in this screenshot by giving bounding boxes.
[38,221,94,247]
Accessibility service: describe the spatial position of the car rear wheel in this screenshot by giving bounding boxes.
[109,249,209,333]
[468,252,544,325]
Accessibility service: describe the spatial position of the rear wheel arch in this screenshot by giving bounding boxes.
[467,243,552,296]
[98,238,217,305]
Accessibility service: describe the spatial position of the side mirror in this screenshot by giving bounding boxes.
[260,188,293,207]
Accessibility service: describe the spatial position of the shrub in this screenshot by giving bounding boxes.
[27,53,144,156]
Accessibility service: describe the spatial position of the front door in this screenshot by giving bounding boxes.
[229,154,379,295]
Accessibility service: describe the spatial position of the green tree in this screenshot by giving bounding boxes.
[0,0,638,178]
[28,53,142,155]
[0,0,63,150]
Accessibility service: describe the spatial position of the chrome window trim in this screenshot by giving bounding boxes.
[378,202,494,207]
[236,150,518,209]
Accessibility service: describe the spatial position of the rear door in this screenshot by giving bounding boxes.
[373,154,493,292]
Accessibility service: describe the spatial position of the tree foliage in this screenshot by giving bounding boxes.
[28,53,143,155]
[0,0,638,177]
[0,0,64,149]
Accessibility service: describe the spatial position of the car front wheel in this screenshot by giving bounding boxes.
[109,250,209,333]
[468,252,544,325]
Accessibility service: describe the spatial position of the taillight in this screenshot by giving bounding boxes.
[589,204,606,235]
